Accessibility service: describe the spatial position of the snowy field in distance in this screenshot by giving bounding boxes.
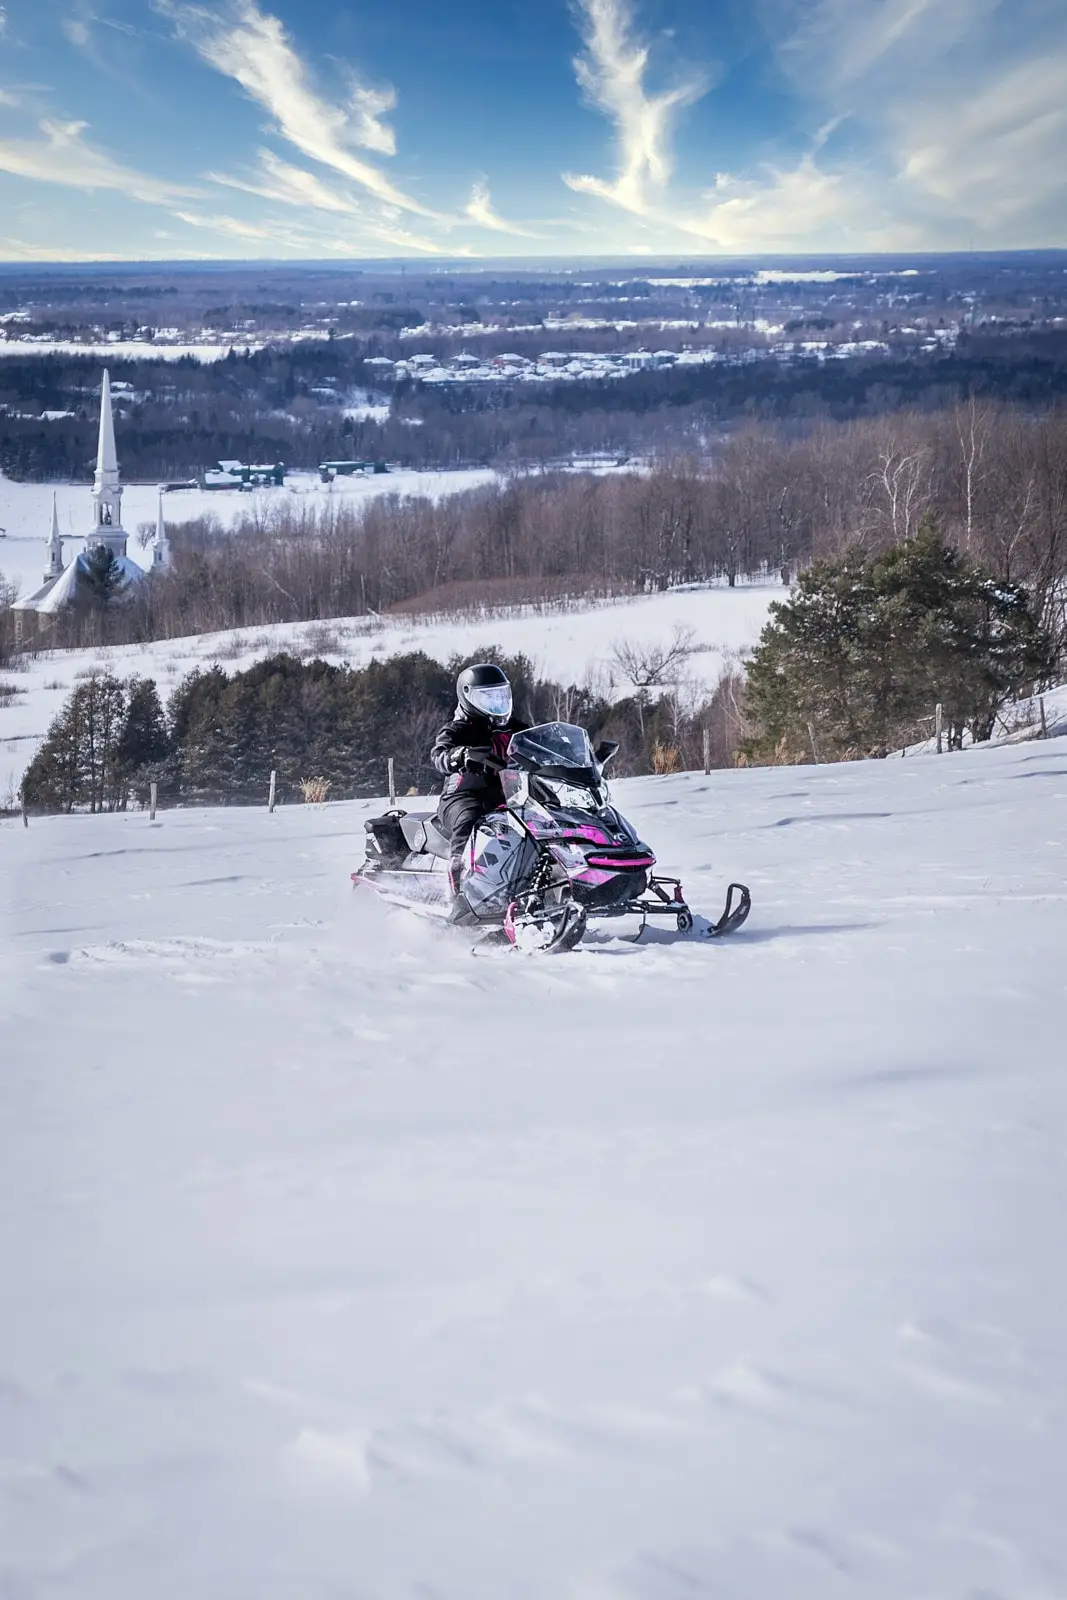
[0,339,258,362]
[0,581,777,803]
[3,737,1067,1596]
[0,466,499,599]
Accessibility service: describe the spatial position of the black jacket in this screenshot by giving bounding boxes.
[431,708,529,797]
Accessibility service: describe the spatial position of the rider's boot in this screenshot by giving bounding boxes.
[447,856,467,921]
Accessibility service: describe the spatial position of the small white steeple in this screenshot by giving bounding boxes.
[44,492,64,583]
[90,368,126,558]
[152,493,171,572]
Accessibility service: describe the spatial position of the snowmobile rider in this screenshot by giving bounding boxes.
[432,663,529,894]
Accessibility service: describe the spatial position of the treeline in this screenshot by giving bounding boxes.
[20,401,1067,675]
[21,650,742,812]
[4,328,1067,482]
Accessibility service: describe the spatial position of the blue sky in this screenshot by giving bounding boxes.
[0,0,1064,261]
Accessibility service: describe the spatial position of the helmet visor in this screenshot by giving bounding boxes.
[467,683,512,720]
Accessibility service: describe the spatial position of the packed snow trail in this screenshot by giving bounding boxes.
[2,740,1067,1599]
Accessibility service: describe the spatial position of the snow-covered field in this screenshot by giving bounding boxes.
[3,737,1067,1597]
[0,339,257,362]
[0,583,777,804]
[0,467,499,600]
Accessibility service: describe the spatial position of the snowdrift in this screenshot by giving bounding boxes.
[3,738,1066,1596]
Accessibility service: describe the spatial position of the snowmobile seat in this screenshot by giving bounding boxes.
[400,813,451,857]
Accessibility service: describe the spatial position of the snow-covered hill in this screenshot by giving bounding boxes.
[3,739,1066,1597]
[0,582,777,804]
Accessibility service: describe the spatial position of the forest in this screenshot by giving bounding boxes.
[6,400,1064,671]
[2,329,1067,482]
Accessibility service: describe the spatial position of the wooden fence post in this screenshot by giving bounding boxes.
[268,770,277,813]
[807,721,820,765]
[702,726,711,776]
[1038,696,1048,739]
[935,702,943,754]
[388,757,396,808]
[149,781,158,822]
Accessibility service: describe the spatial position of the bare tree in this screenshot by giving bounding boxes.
[612,624,696,690]
[868,440,934,544]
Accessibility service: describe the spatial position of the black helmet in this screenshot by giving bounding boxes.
[457,662,512,724]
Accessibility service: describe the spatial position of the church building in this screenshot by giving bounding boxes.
[13,369,170,639]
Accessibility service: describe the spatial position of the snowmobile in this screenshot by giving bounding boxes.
[352,721,751,953]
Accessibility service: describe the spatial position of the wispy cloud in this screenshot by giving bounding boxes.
[172,207,278,240]
[694,156,863,249]
[464,178,535,237]
[893,50,1067,230]
[562,0,1066,249]
[771,0,1000,91]
[209,149,362,215]
[0,118,194,204]
[61,14,91,48]
[764,0,1067,244]
[158,0,436,218]
[563,0,708,215]
[0,236,125,262]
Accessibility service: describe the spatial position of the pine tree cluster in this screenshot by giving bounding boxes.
[743,523,1053,762]
[20,648,746,813]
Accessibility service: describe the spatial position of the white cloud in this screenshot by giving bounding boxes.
[894,51,1067,230]
[754,0,1067,243]
[563,0,707,215]
[693,156,865,249]
[209,149,363,214]
[0,237,125,261]
[770,0,1000,91]
[172,208,277,240]
[159,0,436,218]
[464,179,534,236]
[0,118,194,205]
[563,0,1066,249]
[61,15,92,48]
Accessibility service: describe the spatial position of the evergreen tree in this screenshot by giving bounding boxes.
[744,523,1052,762]
[115,677,171,805]
[81,546,125,609]
[22,672,127,812]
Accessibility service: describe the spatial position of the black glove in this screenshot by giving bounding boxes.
[447,745,467,772]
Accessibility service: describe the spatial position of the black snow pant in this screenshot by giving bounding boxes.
[437,790,491,860]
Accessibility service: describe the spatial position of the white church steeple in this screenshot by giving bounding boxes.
[90,368,127,559]
[152,493,171,572]
[44,492,64,584]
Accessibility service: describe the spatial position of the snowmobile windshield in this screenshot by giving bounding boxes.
[538,777,602,811]
[508,723,598,775]
[466,683,512,720]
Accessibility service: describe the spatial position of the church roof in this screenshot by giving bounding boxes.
[33,557,85,615]
[18,550,147,615]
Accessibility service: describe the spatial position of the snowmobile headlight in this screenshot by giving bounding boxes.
[549,842,588,873]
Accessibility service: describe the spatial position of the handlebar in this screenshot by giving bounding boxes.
[465,748,508,772]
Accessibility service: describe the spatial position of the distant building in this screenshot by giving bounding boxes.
[318,460,389,482]
[12,370,163,641]
[200,460,285,490]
